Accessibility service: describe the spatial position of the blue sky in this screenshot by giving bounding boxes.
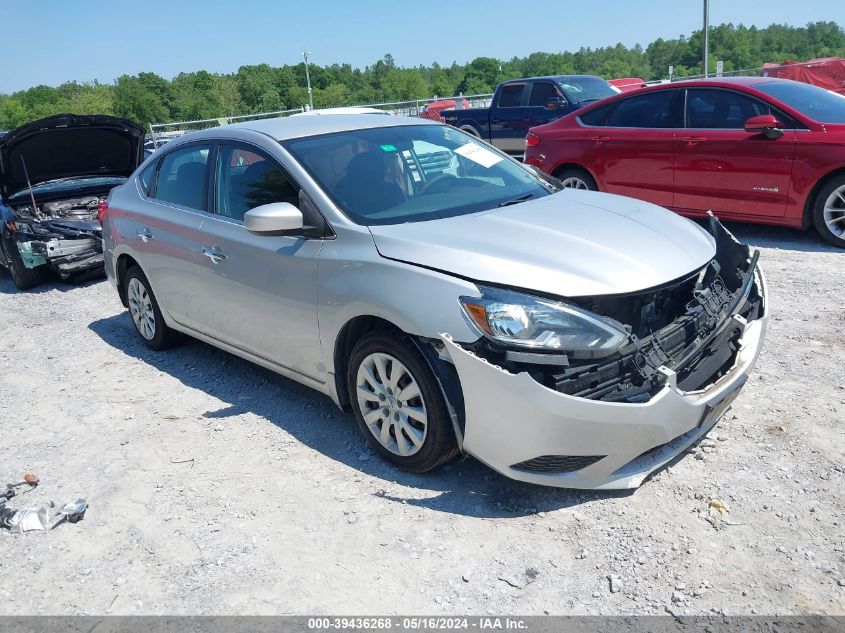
[0,0,839,93]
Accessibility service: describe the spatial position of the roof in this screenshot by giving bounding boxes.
[662,76,778,88]
[184,114,436,143]
[506,74,604,83]
[290,107,391,117]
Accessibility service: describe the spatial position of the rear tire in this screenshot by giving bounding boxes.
[554,167,597,191]
[124,266,181,350]
[1,236,44,290]
[812,175,845,248]
[346,331,459,473]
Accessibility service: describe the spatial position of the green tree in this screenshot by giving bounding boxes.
[1,20,842,128]
[113,75,169,126]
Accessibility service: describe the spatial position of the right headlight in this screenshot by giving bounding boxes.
[459,285,629,355]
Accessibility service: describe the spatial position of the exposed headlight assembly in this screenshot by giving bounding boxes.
[11,222,49,235]
[459,286,629,357]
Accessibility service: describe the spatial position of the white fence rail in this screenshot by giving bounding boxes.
[671,59,842,81]
[148,94,494,145]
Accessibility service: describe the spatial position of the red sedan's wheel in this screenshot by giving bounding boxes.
[813,176,845,248]
[554,167,597,191]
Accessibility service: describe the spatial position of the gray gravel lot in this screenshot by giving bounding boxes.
[0,223,843,615]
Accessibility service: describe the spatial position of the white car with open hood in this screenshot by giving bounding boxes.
[101,114,767,489]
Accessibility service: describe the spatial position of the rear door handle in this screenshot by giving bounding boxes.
[137,228,153,242]
[591,136,611,142]
[202,246,228,263]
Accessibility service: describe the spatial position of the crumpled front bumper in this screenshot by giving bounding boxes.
[12,227,103,278]
[441,268,767,490]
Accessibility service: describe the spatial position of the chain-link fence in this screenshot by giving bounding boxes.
[671,58,844,83]
[147,107,304,147]
[148,94,494,145]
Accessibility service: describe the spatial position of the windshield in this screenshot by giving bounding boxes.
[7,175,127,201]
[558,77,616,104]
[284,125,557,226]
[754,80,845,124]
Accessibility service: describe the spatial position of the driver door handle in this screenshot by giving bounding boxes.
[681,136,707,144]
[202,246,228,263]
[137,228,153,242]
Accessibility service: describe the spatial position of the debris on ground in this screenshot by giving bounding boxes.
[0,474,87,533]
[498,567,540,589]
[708,498,729,514]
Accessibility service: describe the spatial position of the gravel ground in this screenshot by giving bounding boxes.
[0,222,843,616]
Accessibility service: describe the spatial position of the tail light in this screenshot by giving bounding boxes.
[97,201,109,226]
[525,132,541,148]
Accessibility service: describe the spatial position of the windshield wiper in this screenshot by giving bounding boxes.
[576,97,603,105]
[497,193,535,207]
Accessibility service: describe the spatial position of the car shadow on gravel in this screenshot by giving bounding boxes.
[715,222,842,254]
[89,313,634,518]
[0,268,105,294]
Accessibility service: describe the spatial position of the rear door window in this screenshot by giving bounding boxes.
[578,103,615,126]
[498,84,526,108]
[605,91,676,128]
[138,160,158,195]
[152,144,211,210]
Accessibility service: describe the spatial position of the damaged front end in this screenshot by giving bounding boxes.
[6,195,105,278]
[440,217,767,489]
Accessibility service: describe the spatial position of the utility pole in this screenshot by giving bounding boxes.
[302,50,314,110]
[703,0,710,77]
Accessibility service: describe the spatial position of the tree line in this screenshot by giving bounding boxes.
[1,21,842,130]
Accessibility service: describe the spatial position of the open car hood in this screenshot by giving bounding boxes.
[0,114,144,199]
[369,190,717,298]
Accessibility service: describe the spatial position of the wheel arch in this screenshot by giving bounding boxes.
[457,122,482,137]
[115,253,141,308]
[802,166,845,229]
[332,313,467,447]
[551,162,600,187]
[332,315,405,410]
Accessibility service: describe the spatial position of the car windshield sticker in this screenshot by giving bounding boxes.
[380,144,397,152]
[455,142,502,168]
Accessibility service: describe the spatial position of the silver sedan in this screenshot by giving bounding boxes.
[102,114,767,489]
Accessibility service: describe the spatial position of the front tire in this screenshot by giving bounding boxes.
[813,175,845,248]
[554,167,597,191]
[346,331,459,473]
[1,236,44,290]
[124,266,181,350]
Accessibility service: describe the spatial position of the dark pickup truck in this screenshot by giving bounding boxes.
[442,75,616,157]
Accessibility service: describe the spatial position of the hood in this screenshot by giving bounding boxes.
[0,114,145,199]
[368,190,716,298]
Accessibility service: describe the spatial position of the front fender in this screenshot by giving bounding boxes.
[317,233,480,377]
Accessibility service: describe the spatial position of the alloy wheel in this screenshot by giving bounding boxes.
[561,176,590,190]
[823,184,845,239]
[355,352,428,457]
[127,277,156,340]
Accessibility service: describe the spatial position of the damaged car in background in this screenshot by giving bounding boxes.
[103,115,766,489]
[0,114,144,289]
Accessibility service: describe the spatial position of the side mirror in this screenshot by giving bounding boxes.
[546,96,565,110]
[744,114,784,139]
[244,202,304,236]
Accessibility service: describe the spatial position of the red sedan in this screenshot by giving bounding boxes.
[524,77,845,247]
